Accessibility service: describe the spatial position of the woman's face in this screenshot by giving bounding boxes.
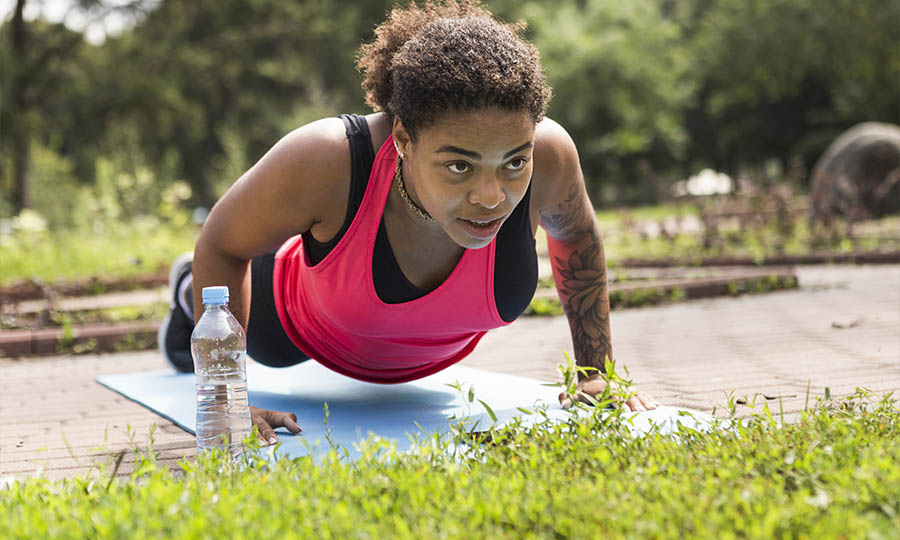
[394,108,536,249]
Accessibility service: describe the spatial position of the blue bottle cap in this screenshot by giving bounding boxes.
[201,286,230,305]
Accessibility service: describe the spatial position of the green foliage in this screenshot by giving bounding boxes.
[595,202,699,228]
[3,0,899,212]
[679,0,900,174]
[492,0,692,204]
[0,222,196,285]
[528,274,798,315]
[526,296,565,317]
[97,0,386,204]
[0,141,197,284]
[1,302,169,332]
[1,387,897,538]
[19,145,92,230]
[600,202,900,265]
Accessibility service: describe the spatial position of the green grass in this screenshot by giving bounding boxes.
[536,207,899,268]
[2,204,897,287]
[2,303,170,331]
[525,296,566,316]
[601,215,900,264]
[0,223,198,286]
[2,384,897,539]
[594,202,698,227]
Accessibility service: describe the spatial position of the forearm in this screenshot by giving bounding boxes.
[191,235,252,330]
[547,229,613,378]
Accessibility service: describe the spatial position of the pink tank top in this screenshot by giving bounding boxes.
[272,135,511,383]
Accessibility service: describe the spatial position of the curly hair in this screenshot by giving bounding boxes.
[356,0,552,141]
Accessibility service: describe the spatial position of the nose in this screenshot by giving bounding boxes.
[468,174,506,210]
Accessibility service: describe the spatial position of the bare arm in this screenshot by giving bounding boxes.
[533,120,612,379]
[190,117,354,442]
[533,120,657,411]
[191,117,350,329]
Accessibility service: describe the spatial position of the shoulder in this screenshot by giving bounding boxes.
[253,116,353,223]
[364,111,393,154]
[199,116,354,259]
[534,117,578,164]
[530,117,583,213]
[267,117,350,195]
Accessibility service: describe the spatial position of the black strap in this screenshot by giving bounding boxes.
[303,114,374,264]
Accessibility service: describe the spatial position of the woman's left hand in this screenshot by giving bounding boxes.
[558,373,660,411]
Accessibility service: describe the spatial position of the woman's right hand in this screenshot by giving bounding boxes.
[250,405,302,446]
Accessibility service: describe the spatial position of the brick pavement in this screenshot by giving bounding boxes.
[2,264,898,481]
[467,264,899,412]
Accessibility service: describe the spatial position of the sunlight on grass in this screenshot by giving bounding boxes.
[595,202,698,227]
[0,224,198,285]
[1,386,896,539]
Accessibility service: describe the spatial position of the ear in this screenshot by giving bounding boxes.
[391,116,412,156]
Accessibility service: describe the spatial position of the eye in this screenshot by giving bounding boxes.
[448,162,470,174]
[505,157,528,171]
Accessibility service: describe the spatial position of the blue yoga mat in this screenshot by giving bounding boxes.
[96,361,714,461]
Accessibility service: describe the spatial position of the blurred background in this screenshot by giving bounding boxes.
[1,0,898,285]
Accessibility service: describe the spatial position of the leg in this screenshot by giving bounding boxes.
[246,250,312,367]
[157,250,311,372]
[158,253,196,372]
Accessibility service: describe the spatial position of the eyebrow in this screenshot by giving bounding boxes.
[434,142,533,160]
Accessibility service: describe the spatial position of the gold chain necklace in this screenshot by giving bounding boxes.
[394,155,435,222]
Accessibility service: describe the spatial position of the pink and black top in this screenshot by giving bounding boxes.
[272,114,537,384]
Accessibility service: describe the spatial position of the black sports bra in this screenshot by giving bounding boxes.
[300,114,538,323]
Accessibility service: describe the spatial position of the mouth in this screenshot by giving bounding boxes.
[458,215,505,239]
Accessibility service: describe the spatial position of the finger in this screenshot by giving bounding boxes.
[580,379,608,396]
[559,390,593,408]
[625,396,646,412]
[254,418,278,446]
[638,392,659,410]
[280,412,302,434]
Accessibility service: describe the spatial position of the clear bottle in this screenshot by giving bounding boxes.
[190,286,251,458]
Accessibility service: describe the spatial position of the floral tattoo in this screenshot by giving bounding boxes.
[542,183,612,375]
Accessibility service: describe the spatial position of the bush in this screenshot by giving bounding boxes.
[0,144,197,284]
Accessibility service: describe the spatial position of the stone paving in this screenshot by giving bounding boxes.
[1,264,898,481]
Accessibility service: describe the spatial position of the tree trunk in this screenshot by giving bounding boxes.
[11,135,31,212]
[9,0,31,213]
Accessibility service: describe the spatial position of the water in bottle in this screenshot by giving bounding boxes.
[190,286,252,457]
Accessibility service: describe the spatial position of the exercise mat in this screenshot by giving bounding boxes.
[96,361,715,461]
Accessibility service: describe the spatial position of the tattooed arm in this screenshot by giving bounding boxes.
[532,120,610,377]
[533,119,657,411]
[542,179,611,378]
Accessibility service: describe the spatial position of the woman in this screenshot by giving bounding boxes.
[158,0,658,446]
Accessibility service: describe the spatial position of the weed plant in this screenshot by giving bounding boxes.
[1,371,897,539]
[2,303,170,331]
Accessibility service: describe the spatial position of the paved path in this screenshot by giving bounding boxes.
[468,265,900,412]
[2,265,898,480]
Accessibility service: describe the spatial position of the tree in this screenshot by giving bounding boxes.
[490,0,693,205]
[1,0,155,213]
[681,0,900,179]
[102,0,395,206]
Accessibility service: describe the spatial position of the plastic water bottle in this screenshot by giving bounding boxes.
[190,286,251,457]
